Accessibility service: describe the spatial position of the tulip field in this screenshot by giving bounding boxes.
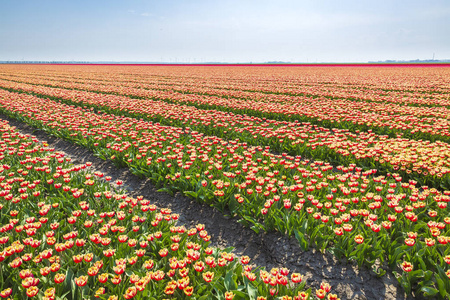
[0,118,337,300]
[0,64,450,299]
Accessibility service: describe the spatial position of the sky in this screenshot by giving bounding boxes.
[1,0,449,63]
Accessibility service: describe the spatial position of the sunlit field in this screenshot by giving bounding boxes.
[0,64,450,299]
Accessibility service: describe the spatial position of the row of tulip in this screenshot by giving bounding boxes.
[0,83,449,192]
[1,65,449,107]
[0,118,334,300]
[0,90,449,297]
[4,71,450,122]
[2,70,450,147]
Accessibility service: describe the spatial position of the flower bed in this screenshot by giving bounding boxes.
[0,90,449,297]
[0,118,334,299]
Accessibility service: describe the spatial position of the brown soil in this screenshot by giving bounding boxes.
[1,113,416,300]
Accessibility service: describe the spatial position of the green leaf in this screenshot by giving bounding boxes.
[436,264,448,280]
[56,292,71,300]
[355,243,368,259]
[300,219,308,233]
[401,272,412,294]
[420,286,438,297]
[389,244,409,267]
[373,267,386,277]
[423,270,433,282]
[294,230,309,251]
[63,268,74,297]
[241,216,258,227]
[417,257,427,270]
[70,276,77,300]
[196,284,209,296]
[229,198,238,214]
[213,285,225,300]
[224,270,237,291]
[231,290,248,299]
[183,190,198,199]
[436,275,447,298]
[246,282,258,300]
[408,270,424,282]
[329,247,345,260]
[250,225,260,234]
[157,187,173,196]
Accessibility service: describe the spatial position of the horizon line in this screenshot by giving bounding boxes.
[1,61,450,67]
